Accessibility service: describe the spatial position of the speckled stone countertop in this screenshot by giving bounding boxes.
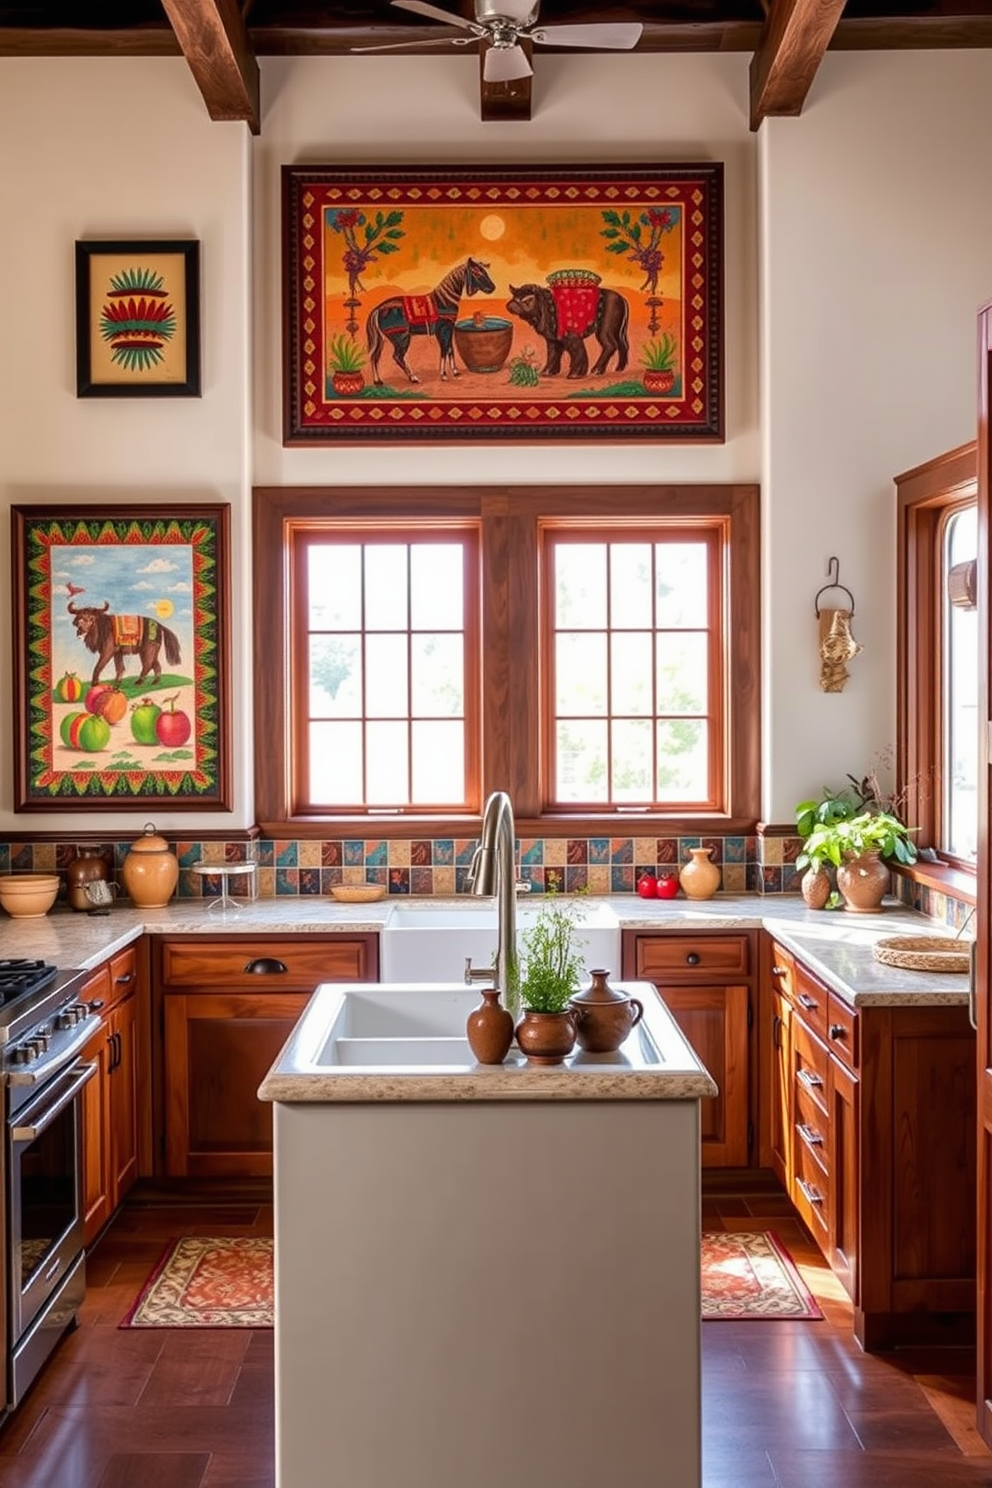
[0,892,970,1010]
[258,978,719,1104]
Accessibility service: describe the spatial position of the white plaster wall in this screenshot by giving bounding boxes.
[0,59,252,833]
[760,51,992,819]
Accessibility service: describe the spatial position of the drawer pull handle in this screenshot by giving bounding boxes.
[796,1067,824,1091]
[685,952,700,966]
[797,1123,824,1148]
[771,965,788,977]
[115,972,134,985]
[797,993,818,1011]
[244,957,288,975]
[796,1177,824,1206]
[829,1023,846,1041]
[88,998,105,1012]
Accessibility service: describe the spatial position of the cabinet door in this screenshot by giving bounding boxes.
[656,983,750,1166]
[80,1015,112,1249]
[109,992,138,1205]
[164,991,312,1177]
[768,986,792,1189]
[828,1054,858,1302]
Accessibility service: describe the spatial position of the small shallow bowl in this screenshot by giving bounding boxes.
[0,873,60,918]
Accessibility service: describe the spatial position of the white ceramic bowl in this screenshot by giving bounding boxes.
[0,873,60,918]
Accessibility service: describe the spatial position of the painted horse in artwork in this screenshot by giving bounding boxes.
[366,257,497,386]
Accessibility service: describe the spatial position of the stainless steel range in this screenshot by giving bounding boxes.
[0,958,100,1414]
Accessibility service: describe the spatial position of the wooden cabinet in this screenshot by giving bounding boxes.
[81,945,140,1247]
[155,934,378,1178]
[624,930,755,1167]
[763,933,975,1348]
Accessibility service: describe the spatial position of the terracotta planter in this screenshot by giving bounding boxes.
[836,851,890,913]
[643,368,676,394]
[515,1009,577,1065]
[800,866,831,911]
[466,987,514,1065]
[570,969,644,1053]
[331,370,365,397]
[679,846,721,900]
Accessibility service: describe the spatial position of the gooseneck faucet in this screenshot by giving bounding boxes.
[467,790,519,1018]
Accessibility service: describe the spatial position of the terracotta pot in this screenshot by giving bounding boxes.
[65,846,110,912]
[836,850,890,913]
[570,969,644,1053]
[679,847,721,901]
[800,866,831,911]
[515,1009,577,1066]
[466,987,514,1065]
[121,823,179,908]
[331,370,365,397]
[643,368,676,394]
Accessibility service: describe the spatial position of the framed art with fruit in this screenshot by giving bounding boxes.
[12,504,231,810]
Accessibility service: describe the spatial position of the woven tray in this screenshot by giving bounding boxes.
[872,935,970,973]
[330,884,386,903]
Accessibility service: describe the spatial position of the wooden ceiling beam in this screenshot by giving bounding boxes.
[159,0,260,134]
[749,0,846,130]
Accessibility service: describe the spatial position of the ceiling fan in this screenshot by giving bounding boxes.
[354,0,643,84]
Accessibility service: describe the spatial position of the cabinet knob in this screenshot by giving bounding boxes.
[771,965,787,977]
[244,957,288,975]
[685,952,700,966]
[797,993,818,1011]
[88,998,105,1012]
[829,1023,846,1040]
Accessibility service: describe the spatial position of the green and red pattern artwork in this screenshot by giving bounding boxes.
[15,508,229,808]
[100,266,177,372]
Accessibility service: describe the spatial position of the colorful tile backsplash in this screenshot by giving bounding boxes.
[0,832,972,925]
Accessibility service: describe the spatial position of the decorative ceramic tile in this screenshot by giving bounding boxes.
[721,863,746,894]
[256,840,275,868]
[298,840,322,870]
[566,839,588,865]
[299,868,321,895]
[545,866,565,893]
[364,841,387,867]
[275,868,299,894]
[321,841,342,867]
[520,839,543,866]
[275,841,298,868]
[761,836,783,866]
[387,841,410,868]
[565,865,588,893]
[587,864,611,894]
[455,840,477,866]
[388,868,410,894]
[633,838,656,866]
[543,839,567,867]
[433,866,456,896]
[520,866,544,893]
[343,840,365,867]
[723,836,746,864]
[410,866,433,896]
[432,839,454,865]
[10,845,32,871]
[656,837,679,865]
[320,869,342,894]
[611,865,633,893]
[588,838,610,864]
[609,838,632,864]
[410,840,432,867]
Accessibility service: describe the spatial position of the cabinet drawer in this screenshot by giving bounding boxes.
[635,934,749,980]
[159,937,372,990]
[794,1080,829,1163]
[792,962,829,1041]
[768,941,797,1000]
[792,1018,829,1117]
[108,945,138,1011]
[826,992,859,1071]
[793,1136,830,1240]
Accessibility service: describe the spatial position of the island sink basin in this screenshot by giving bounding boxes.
[380,898,621,983]
[316,984,480,1068]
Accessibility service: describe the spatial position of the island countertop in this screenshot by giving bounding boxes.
[0,892,970,1010]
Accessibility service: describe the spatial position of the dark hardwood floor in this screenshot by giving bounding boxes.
[0,1179,989,1487]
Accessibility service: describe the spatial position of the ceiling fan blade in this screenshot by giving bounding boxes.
[352,34,475,53]
[483,42,533,81]
[528,22,644,50]
[391,0,482,32]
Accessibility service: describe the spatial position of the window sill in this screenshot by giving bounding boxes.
[257,813,760,841]
[891,859,976,905]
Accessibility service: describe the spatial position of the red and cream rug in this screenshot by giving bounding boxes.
[120,1236,274,1328]
[121,1230,819,1328]
[701,1230,822,1320]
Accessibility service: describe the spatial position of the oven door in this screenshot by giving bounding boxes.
[7,1059,95,1349]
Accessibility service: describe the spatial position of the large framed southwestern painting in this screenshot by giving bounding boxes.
[282,163,723,445]
[12,505,232,811]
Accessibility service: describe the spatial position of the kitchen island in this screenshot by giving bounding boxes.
[259,980,716,1488]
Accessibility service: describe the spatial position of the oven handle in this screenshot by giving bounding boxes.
[11,1060,96,1143]
[6,1014,101,1087]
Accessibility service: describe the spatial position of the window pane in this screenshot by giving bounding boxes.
[412,721,464,803]
[308,545,361,628]
[944,506,978,860]
[555,545,607,629]
[655,544,708,627]
[610,633,653,716]
[309,635,361,716]
[656,634,707,714]
[556,720,609,802]
[309,721,362,804]
[556,633,607,716]
[610,544,652,628]
[611,719,652,801]
[365,546,408,630]
[411,546,463,629]
[411,635,463,717]
[366,635,408,718]
[366,721,409,803]
[657,719,708,801]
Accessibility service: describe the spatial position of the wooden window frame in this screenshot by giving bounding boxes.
[253,484,761,839]
[895,441,978,895]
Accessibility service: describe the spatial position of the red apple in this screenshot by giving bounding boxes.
[156,697,192,747]
[656,875,679,899]
[636,874,658,898]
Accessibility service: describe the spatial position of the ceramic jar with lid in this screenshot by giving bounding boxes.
[569,969,644,1054]
[65,846,110,912]
[121,823,179,907]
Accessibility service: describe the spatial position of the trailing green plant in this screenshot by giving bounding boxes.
[327,334,366,374]
[518,898,587,1014]
[800,809,918,870]
[641,333,677,372]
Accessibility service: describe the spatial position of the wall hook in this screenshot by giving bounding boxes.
[814,556,856,616]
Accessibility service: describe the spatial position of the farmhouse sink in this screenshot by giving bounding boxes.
[380,898,621,983]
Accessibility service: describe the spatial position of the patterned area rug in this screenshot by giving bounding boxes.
[701,1231,822,1320]
[120,1236,274,1328]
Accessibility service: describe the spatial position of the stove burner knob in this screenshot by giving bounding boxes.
[54,1011,73,1030]
[12,1045,36,1064]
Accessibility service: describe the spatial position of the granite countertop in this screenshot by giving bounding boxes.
[0,892,971,1010]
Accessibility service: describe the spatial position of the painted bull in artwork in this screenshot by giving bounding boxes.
[67,600,182,685]
[506,282,630,379]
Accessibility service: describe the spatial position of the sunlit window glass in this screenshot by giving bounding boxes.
[943,506,977,861]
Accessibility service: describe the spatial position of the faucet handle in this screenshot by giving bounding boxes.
[464,956,495,985]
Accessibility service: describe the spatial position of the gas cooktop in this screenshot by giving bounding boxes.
[0,959,57,1005]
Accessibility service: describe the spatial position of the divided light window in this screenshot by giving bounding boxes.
[290,524,480,814]
[543,524,724,812]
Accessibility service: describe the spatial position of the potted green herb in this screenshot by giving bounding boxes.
[515,898,586,1065]
[327,334,366,397]
[641,334,677,394]
[800,809,918,913]
[794,786,859,909]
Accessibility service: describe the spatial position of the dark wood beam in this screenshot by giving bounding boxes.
[159,0,260,134]
[749,0,846,129]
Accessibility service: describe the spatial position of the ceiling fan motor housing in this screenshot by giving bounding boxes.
[476,0,540,25]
